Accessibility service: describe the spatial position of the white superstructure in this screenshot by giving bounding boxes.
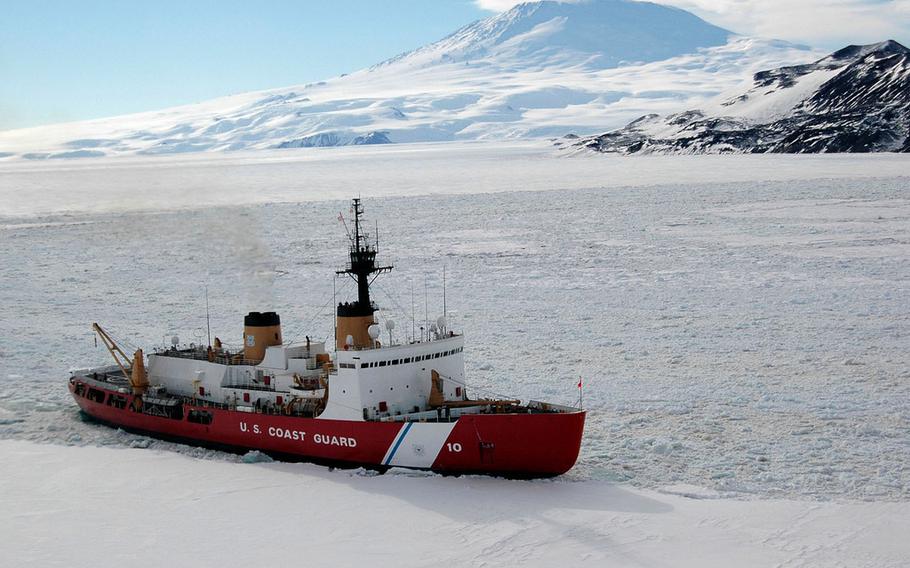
[146,327,467,423]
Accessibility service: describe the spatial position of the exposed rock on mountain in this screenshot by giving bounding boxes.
[276,131,391,148]
[567,40,910,154]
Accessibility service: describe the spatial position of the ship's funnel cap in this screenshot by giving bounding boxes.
[244,311,280,327]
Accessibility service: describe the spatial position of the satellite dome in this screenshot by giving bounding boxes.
[368,324,381,339]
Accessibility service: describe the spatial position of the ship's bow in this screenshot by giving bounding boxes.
[432,410,586,477]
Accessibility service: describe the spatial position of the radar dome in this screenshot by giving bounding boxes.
[436,316,446,330]
[385,319,396,331]
[368,324,381,339]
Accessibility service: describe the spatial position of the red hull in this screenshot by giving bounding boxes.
[69,380,585,477]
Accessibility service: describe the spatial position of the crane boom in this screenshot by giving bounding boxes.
[92,323,133,379]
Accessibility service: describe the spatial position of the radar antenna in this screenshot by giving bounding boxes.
[336,198,393,318]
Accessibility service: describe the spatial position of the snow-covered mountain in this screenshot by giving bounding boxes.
[566,40,910,154]
[0,0,816,160]
[375,0,730,70]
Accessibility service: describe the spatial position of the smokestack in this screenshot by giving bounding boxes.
[243,311,282,364]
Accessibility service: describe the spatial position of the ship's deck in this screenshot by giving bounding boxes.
[71,367,579,424]
[152,346,262,366]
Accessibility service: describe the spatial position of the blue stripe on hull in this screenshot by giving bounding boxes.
[383,422,413,466]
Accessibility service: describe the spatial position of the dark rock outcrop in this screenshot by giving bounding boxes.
[569,40,910,154]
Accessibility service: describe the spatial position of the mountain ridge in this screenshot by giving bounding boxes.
[564,39,910,154]
[0,0,814,159]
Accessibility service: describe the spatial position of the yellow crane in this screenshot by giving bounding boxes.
[92,323,149,395]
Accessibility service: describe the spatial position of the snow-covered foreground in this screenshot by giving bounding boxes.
[2,439,908,568]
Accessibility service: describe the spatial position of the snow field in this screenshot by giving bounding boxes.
[1,148,909,501]
[2,141,910,217]
[2,439,908,568]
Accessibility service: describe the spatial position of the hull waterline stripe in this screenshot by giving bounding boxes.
[383,422,413,466]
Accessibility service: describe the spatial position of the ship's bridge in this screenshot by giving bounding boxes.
[322,332,466,421]
[335,332,463,367]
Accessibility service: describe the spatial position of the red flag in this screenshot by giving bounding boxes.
[338,212,344,222]
[577,378,583,389]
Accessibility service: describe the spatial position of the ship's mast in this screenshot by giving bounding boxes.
[336,198,392,319]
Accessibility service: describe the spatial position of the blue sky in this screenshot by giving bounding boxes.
[0,0,487,130]
[2,0,908,131]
